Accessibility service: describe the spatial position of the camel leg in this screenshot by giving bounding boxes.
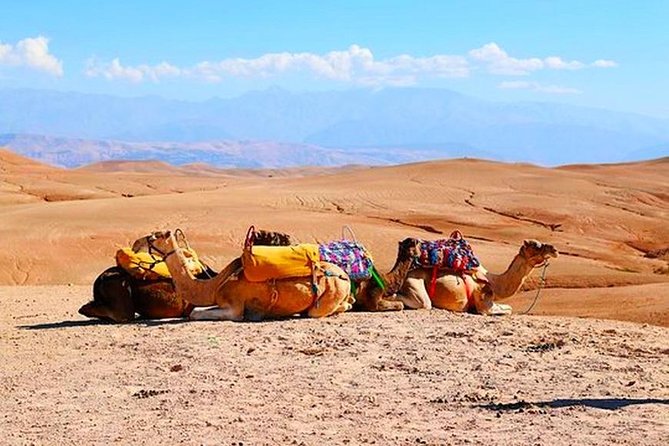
[189,303,244,321]
[397,278,432,309]
[474,290,512,316]
[365,286,404,311]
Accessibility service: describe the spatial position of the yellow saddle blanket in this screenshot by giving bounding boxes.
[242,244,320,282]
[116,247,206,281]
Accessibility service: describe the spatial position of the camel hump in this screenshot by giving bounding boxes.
[242,244,320,282]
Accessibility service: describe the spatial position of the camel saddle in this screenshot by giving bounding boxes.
[318,240,375,281]
[242,244,321,282]
[116,246,207,281]
[414,230,482,273]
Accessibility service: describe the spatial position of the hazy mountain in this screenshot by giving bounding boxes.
[0,134,480,168]
[1,87,668,165]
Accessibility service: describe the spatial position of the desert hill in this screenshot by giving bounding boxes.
[1,148,667,326]
[1,149,668,445]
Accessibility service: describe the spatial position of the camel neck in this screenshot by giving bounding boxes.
[159,237,228,307]
[487,253,534,299]
[382,255,416,294]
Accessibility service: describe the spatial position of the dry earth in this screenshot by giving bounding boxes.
[1,286,667,445]
[1,149,668,444]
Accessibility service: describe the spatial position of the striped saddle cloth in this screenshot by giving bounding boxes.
[318,240,374,281]
[414,230,481,272]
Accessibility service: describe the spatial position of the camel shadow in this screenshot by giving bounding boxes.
[18,318,191,330]
[479,398,669,411]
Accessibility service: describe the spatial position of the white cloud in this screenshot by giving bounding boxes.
[469,42,614,75]
[85,44,469,86]
[592,59,618,68]
[469,43,543,75]
[544,56,585,70]
[85,58,181,82]
[84,43,616,86]
[498,80,582,94]
[0,36,63,76]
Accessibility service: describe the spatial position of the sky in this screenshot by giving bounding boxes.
[1,0,668,117]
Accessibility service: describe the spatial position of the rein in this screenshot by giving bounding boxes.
[517,261,550,315]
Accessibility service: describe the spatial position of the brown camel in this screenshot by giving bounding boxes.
[398,239,558,315]
[148,230,354,321]
[78,230,292,323]
[352,238,422,311]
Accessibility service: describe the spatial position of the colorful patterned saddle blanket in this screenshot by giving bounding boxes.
[318,240,374,281]
[415,231,481,272]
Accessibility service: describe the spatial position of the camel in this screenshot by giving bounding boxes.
[351,237,422,311]
[147,230,354,321]
[78,230,292,323]
[398,239,558,315]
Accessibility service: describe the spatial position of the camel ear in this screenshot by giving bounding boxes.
[524,239,541,249]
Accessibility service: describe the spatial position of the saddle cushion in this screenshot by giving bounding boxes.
[116,247,206,281]
[415,235,481,272]
[242,244,320,282]
[318,240,374,281]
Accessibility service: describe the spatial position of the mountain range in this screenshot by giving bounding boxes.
[1,87,668,167]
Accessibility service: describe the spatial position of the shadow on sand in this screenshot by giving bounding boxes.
[479,398,669,411]
[18,318,191,330]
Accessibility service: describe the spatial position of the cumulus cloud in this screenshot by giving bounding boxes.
[469,42,614,75]
[85,44,469,86]
[469,43,543,75]
[84,58,181,82]
[498,80,582,94]
[592,59,618,68]
[0,36,63,76]
[84,43,616,86]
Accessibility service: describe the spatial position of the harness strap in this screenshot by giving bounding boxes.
[370,266,385,291]
[311,262,320,308]
[267,279,280,312]
[428,265,439,299]
[462,274,475,312]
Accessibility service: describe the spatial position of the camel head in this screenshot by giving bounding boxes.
[144,230,175,256]
[397,237,422,263]
[519,239,558,267]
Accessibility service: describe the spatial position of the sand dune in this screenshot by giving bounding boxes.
[1,149,668,444]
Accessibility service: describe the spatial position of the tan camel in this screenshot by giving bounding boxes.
[148,230,354,321]
[398,240,558,315]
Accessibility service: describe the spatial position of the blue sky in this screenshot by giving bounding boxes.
[1,0,667,117]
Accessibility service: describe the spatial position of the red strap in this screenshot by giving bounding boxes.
[244,225,256,249]
[428,266,439,299]
[462,274,475,312]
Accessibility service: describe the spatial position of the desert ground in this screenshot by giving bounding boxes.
[1,149,668,444]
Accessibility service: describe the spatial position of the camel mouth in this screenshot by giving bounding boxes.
[544,245,559,258]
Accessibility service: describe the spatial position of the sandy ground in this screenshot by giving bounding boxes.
[1,285,668,445]
[1,150,668,444]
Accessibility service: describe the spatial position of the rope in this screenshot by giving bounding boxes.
[342,225,357,242]
[174,228,191,251]
[518,262,550,315]
[370,266,385,291]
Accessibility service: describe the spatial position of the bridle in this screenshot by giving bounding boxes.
[517,258,551,315]
[146,233,177,260]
